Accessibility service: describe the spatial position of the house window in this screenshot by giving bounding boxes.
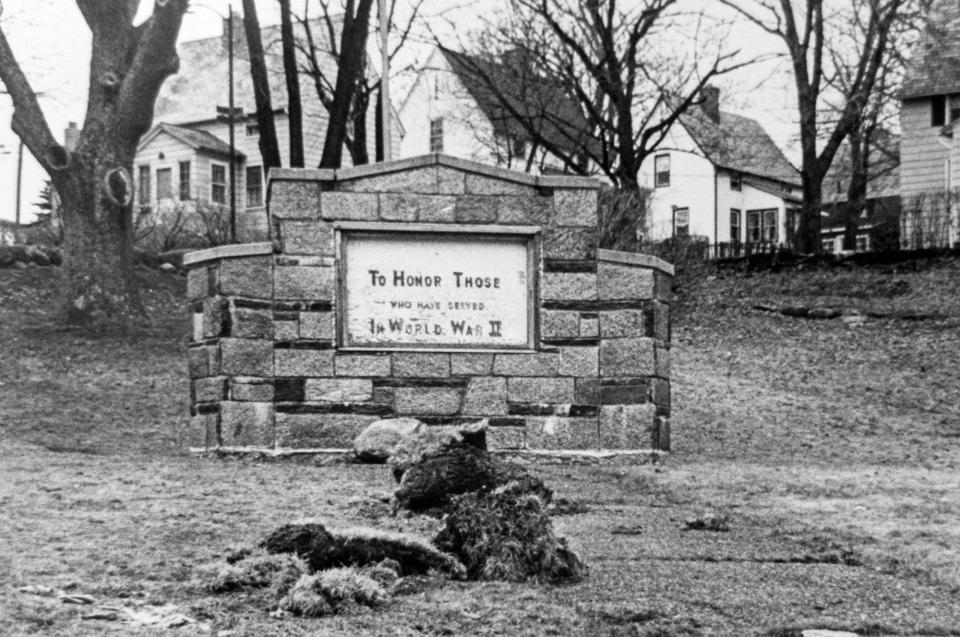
[245,123,259,137]
[730,208,741,242]
[137,165,151,209]
[429,118,444,153]
[932,95,946,126]
[730,172,741,191]
[747,209,778,242]
[673,207,689,237]
[246,165,263,207]
[211,163,227,204]
[822,239,836,253]
[179,161,191,201]
[856,234,870,252]
[156,167,173,200]
[654,154,670,188]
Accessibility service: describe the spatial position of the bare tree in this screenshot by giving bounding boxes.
[0,0,189,324]
[719,0,907,253]
[298,0,424,166]
[241,0,282,170]
[449,0,752,192]
[280,0,305,167]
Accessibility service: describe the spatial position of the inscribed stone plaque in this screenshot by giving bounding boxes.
[341,232,533,349]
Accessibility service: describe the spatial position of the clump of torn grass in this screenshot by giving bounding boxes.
[278,568,389,617]
[206,551,308,596]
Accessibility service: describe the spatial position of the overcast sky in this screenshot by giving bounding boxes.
[0,0,799,223]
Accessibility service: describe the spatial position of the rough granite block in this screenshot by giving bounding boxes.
[554,189,598,226]
[579,315,599,337]
[652,378,670,411]
[392,353,450,378]
[376,193,419,222]
[194,376,227,403]
[526,417,598,449]
[274,320,299,341]
[543,227,597,260]
[230,378,275,402]
[410,194,458,222]
[462,377,508,416]
[394,387,462,415]
[304,378,373,402]
[598,262,655,301]
[493,352,560,376]
[230,307,273,339]
[600,379,650,404]
[486,426,525,450]
[600,309,647,338]
[274,265,335,300]
[465,174,536,196]
[507,377,575,403]
[575,378,600,404]
[300,311,335,340]
[599,404,656,449]
[270,181,321,219]
[188,346,210,378]
[335,353,391,377]
[187,266,211,301]
[653,301,670,341]
[455,196,498,223]
[339,167,438,194]
[275,412,374,448]
[220,401,274,447]
[321,192,379,221]
[202,297,226,339]
[219,257,273,299]
[274,348,335,376]
[541,272,597,301]
[654,415,670,451]
[655,271,673,302]
[655,345,671,378]
[280,220,334,256]
[541,310,580,339]
[188,413,219,449]
[437,166,466,194]
[559,346,599,377]
[599,337,656,376]
[451,353,494,375]
[220,338,273,376]
[497,195,552,225]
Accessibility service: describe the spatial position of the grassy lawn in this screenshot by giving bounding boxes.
[1,261,959,636]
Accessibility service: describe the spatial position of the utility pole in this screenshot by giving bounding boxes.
[15,138,22,224]
[379,0,391,161]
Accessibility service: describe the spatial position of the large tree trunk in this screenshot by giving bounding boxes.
[798,172,824,254]
[319,0,375,169]
[279,0,304,168]
[241,0,282,170]
[350,86,370,166]
[844,131,869,251]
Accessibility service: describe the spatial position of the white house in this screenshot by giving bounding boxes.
[637,87,801,253]
[136,16,401,242]
[898,0,960,248]
[399,47,589,174]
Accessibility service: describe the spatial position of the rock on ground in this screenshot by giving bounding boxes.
[353,417,426,463]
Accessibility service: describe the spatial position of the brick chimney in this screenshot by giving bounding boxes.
[701,85,720,123]
[64,122,80,151]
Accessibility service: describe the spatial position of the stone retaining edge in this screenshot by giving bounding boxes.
[597,248,675,276]
[267,154,601,190]
[190,446,666,460]
[183,242,274,266]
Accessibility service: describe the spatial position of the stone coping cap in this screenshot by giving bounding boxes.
[183,241,274,266]
[268,153,601,190]
[598,249,675,276]
[190,446,667,461]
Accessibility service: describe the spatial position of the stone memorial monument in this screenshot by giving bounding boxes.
[185,154,673,453]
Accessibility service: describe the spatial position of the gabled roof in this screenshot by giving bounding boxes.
[679,107,800,186]
[901,0,960,99]
[155,17,340,124]
[139,123,246,159]
[438,48,595,160]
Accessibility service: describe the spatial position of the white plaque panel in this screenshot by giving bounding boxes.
[341,233,533,348]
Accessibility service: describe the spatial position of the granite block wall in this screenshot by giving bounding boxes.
[184,154,673,452]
